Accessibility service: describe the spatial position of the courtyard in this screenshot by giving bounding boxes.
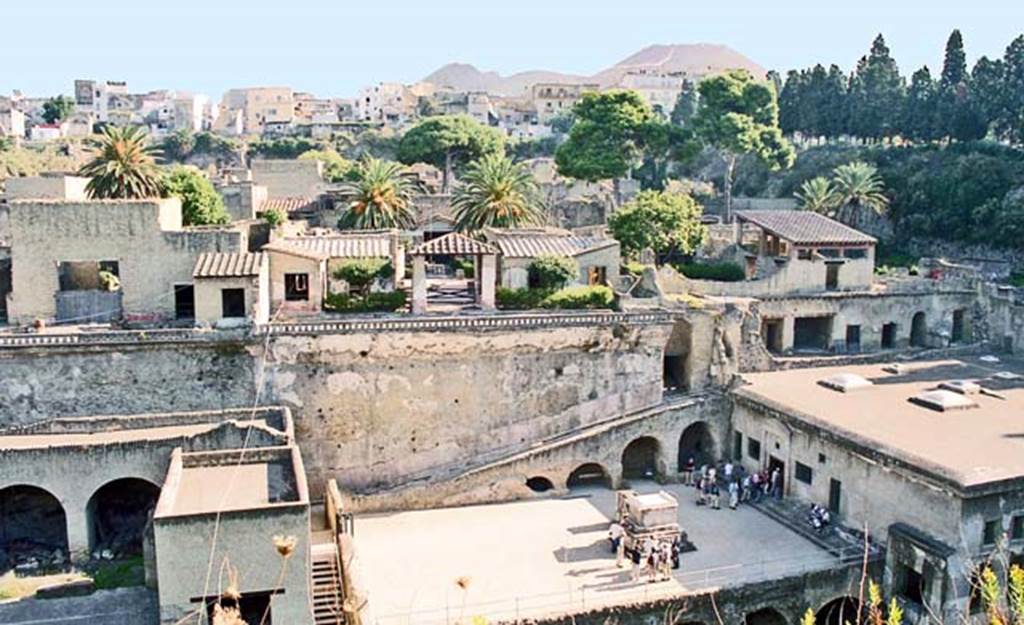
[354,481,845,625]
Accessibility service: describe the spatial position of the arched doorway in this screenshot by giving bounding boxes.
[745,608,788,625]
[525,476,554,493]
[86,478,161,556]
[621,437,661,481]
[566,463,612,489]
[0,485,69,570]
[678,422,715,471]
[815,597,860,625]
[910,312,927,347]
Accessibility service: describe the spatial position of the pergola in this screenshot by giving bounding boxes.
[408,232,500,314]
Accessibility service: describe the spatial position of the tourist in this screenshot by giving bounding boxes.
[615,532,627,567]
[710,482,721,509]
[741,474,752,502]
[728,479,740,509]
[670,535,681,570]
[751,472,762,502]
[608,521,624,554]
[682,456,696,485]
[723,460,734,481]
[770,467,782,499]
[658,540,673,580]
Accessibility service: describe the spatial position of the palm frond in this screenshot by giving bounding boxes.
[451,154,544,232]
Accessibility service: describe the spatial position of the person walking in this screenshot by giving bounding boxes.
[710,483,721,509]
[741,475,752,503]
[608,521,624,554]
[659,541,673,580]
[751,472,762,503]
[682,456,696,485]
[728,479,740,509]
[723,460,734,482]
[770,467,782,499]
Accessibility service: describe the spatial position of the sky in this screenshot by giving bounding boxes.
[3,0,1023,100]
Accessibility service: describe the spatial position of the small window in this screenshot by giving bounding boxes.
[818,453,827,464]
[733,431,743,459]
[795,462,813,485]
[285,273,310,301]
[221,288,246,318]
[983,519,1001,546]
[1011,516,1024,541]
[845,248,867,259]
[747,437,761,462]
[819,248,841,258]
[587,266,606,286]
[797,249,813,260]
[900,565,924,606]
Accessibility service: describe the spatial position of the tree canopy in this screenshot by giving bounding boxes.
[554,90,656,183]
[162,166,230,226]
[42,96,75,125]
[338,157,417,230]
[451,154,544,232]
[298,149,354,182]
[692,69,795,220]
[607,189,707,262]
[396,115,505,192]
[79,126,163,199]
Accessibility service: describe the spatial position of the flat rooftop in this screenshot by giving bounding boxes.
[354,483,833,625]
[736,357,1024,488]
[0,420,265,450]
[170,463,272,515]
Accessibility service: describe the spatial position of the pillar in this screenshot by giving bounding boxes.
[66,506,91,561]
[411,255,427,314]
[479,254,496,310]
[781,316,795,354]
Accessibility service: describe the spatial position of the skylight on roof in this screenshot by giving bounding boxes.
[939,380,981,395]
[818,373,873,393]
[909,390,978,412]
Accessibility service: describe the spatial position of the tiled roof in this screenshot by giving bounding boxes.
[260,197,321,214]
[736,210,877,246]
[486,229,618,259]
[193,252,264,278]
[262,242,330,262]
[278,232,393,259]
[411,232,498,256]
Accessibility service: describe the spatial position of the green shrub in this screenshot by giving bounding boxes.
[496,287,552,310]
[262,207,285,228]
[454,257,475,279]
[540,285,615,310]
[324,290,407,313]
[622,261,650,277]
[528,255,578,290]
[332,258,392,294]
[676,261,745,282]
[161,166,230,226]
[1009,274,1024,287]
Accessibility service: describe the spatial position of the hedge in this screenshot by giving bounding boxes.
[324,290,407,313]
[676,261,745,282]
[540,285,614,310]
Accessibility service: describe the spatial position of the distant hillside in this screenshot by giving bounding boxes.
[420,44,765,96]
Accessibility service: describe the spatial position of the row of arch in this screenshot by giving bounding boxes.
[525,421,718,492]
[745,596,860,625]
[0,478,160,568]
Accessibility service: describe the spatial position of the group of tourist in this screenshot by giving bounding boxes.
[607,522,681,583]
[680,458,782,510]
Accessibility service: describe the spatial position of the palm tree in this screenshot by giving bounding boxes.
[78,125,163,199]
[451,154,544,232]
[794,177,839,215]
[338,157,417,229]
[831,161,889,224]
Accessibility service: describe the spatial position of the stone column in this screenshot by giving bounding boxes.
[781,316,795,355]
[411,255,427,314]
[66,507,91,562]
[479,254,496,310]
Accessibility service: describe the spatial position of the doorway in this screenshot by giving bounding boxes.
[794,317,832,352]
[221,288,246,318]
[881,323,897,349]
[174,284,195,320]
[845,325,861,353]
[825,263,840,290]
[829,478,842,515]
[768,456,785,495]
[762,319,784,354]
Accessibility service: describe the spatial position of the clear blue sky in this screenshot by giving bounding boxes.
[4,0,1022,99]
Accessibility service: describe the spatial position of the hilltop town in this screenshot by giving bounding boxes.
[1,28,1024,625]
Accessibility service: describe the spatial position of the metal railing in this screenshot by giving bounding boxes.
[370,546,876,625]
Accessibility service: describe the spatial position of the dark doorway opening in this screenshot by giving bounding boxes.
[910,312,927,347]
[828,478,842,515]
[762,319,784,354]
[621,437,660,480]
[0,485,69,571]
[815,597,861,625]
[525,477,554,493]
[174,284,195,320]
[881,323,897,349]
[825,262,840,290]
[86,478,161,556]
[845,325,861,353]
[221,288,246,318]
[793,317,832,352]
[768,456,785,495]
[745,608,787,625]
[663,355,686,391]
[952,309,970,343]
[284,273,310,302]
[567,463,612,489]
[678,422,715,471]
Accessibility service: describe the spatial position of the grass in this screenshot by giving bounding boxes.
[91,556,145,590]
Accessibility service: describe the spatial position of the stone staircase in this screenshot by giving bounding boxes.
[311,544,344,625]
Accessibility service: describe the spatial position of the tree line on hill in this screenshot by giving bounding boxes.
[775,31,1024,146]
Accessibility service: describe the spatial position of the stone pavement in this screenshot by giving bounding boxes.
[0,586,157,625]
[353,481,843,625]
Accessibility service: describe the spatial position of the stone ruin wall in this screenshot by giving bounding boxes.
[0,321,673,496]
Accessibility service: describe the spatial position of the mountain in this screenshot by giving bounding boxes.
[419,44,765,96]
[421,63,588,97]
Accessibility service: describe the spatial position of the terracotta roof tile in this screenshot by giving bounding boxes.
[193,252,264,278]
[411,232,497,256]
[736,210,876,246]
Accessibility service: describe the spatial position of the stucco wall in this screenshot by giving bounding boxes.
[267,250,325,314]
[6,199,246,325]
[251,159,325,200]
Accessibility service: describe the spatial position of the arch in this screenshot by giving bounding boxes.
[525,476,555,493]
[85,478,161,556]
[910,312,927,347]
[567,463,612,489]
[621,436,662,481]
[678,421,716,471]
[815,597,861,625]
[0,484,69,570]
[745,607,788,625]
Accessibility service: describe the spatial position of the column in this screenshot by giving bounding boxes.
[781,316,795,355]
[66,507,91,562]
[479,254,496,310]
[411,255,427,314]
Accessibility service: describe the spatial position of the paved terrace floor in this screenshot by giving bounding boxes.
[355,482,847,625]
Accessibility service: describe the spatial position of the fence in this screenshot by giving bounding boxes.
[370,546,877,625]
